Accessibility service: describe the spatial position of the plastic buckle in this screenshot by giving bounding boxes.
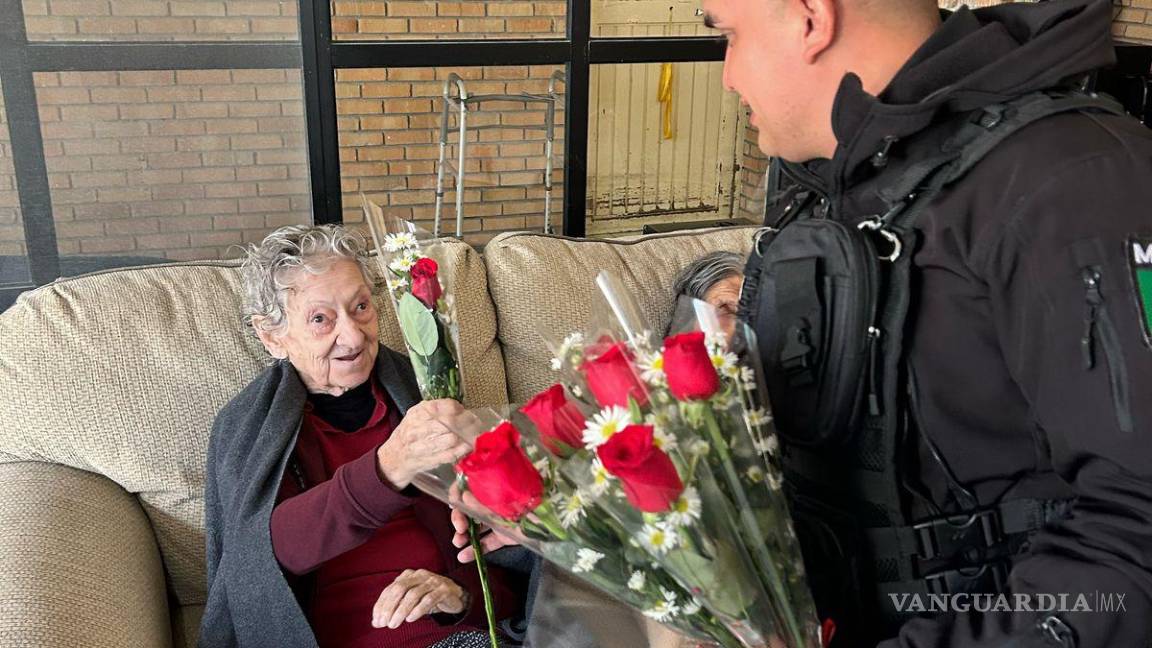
[923,560,1010,596]
[913,509,1002,563]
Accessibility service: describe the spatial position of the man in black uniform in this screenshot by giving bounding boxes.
[703,0,1152,644]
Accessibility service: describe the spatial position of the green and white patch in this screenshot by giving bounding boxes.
[1130,237,1152,345]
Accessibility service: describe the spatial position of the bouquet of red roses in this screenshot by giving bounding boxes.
[413,271,821,648]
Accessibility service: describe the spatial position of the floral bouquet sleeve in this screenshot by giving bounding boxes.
[363,194,461,401]
[409,270,823,648]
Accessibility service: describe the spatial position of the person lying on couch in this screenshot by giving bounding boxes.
[199,224,523,648]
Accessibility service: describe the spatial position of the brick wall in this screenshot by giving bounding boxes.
[0,88,25,260]
[1112,0,1152,42]
[35,69,310,261]
[735,118,770,224]
[336,65,565,247]
[331,1,565,39]
[21,0,299,41]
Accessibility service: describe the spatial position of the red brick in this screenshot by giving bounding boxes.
[136,17,197,33]
[105,218,160,235]
[81,237,137,254]
[136,233,191,250]
[171,1,227,16]
[229,102,281,117]
[110,1,170,16]
[387,2,439,17]
[195,18,250,33]
[119,104,175,120]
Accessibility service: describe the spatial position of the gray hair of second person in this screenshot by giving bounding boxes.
[671,251,745,301]
[239,224,374,334]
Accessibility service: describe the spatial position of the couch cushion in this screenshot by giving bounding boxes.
[484,228,754,403]
[0,239,505,607]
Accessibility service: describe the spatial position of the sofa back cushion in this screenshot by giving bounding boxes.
[483,228,754,403]
[0,239,504,606]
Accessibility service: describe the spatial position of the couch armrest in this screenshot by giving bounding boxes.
[0,462,172,648]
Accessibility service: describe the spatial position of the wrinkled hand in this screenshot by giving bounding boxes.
[376,399,471,490]
[372,569,468,629]
[450,507,520,563]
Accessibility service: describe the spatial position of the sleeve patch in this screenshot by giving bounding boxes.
[1129,237,1152,346]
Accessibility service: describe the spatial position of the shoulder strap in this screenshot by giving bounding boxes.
[875,91,1127,231]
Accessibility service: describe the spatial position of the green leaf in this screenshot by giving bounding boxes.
[628,395,644,424]
[397,292,439,356]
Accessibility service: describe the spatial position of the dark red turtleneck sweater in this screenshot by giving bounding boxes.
[269,380,518,648]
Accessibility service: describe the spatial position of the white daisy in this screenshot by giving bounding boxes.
[588,458,614,496]
[744,408,771,428]
[652,426,678,452]
[746,465,765,484]
[721,362,743,381]
[571,384,584,398]
[572,548,604,573]
[642,588,681,622]
[740,366,757,386]
[710,350,739,375]
[557,332,585,359]
[382,232,418,252]
[583,405,632,449]
[638,523,680,555]
[766,470,784,492]
[386,276,408,293]
[704,331,728,352]
[682,597,702,615]
[627,571,646,591]
[753,434,779,457]
[687,439,710,457]
[388,255,418,273]
[533,457,551,477]
[557,491,588,529]
[549,357,563,371]
[665,487,702,527]
[638,350,666,385]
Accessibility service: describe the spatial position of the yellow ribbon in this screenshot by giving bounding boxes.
[658,63,674,140]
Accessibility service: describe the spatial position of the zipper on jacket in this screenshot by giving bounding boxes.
[866,326,882,416]
[1080,267,1134,434]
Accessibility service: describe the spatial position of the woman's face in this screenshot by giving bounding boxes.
[704,274,743,338]
[256,258,379,396]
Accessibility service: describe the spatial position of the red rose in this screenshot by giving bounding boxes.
[456,421,544,521]
[597,424,683,512]
[520,384,587,457]
[662,331,719,401]
[580,340,649,409]
[410,257,442,308]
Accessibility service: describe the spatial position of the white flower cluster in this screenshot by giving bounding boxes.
[550,332,586,372]
[382,232,418,252]
[642,588,702,622]
[387,250,422,274]
[572,548,605,573]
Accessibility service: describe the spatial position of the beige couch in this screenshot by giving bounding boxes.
[0,227,753,648]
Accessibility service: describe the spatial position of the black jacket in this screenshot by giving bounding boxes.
[777,0,1152,645]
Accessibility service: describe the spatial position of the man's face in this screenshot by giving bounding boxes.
[704,0,817,160]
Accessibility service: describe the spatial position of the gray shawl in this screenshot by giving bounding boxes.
[197,346,420,647]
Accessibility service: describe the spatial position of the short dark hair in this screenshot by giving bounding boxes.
[672,251,744,300]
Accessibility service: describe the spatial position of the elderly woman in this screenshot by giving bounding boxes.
[668,250,745,337]
[200,225,522,648]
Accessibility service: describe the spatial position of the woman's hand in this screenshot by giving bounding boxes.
[371,569,469,629]
[450,507,519,563]
[376,399,472,489]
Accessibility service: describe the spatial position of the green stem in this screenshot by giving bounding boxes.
[468,519,499,648]
[701,407,805,648]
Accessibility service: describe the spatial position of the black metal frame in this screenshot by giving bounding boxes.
[304,5,724,235]
[0,0,724,304]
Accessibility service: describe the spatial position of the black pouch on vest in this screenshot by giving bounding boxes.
[741,217,881,447]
